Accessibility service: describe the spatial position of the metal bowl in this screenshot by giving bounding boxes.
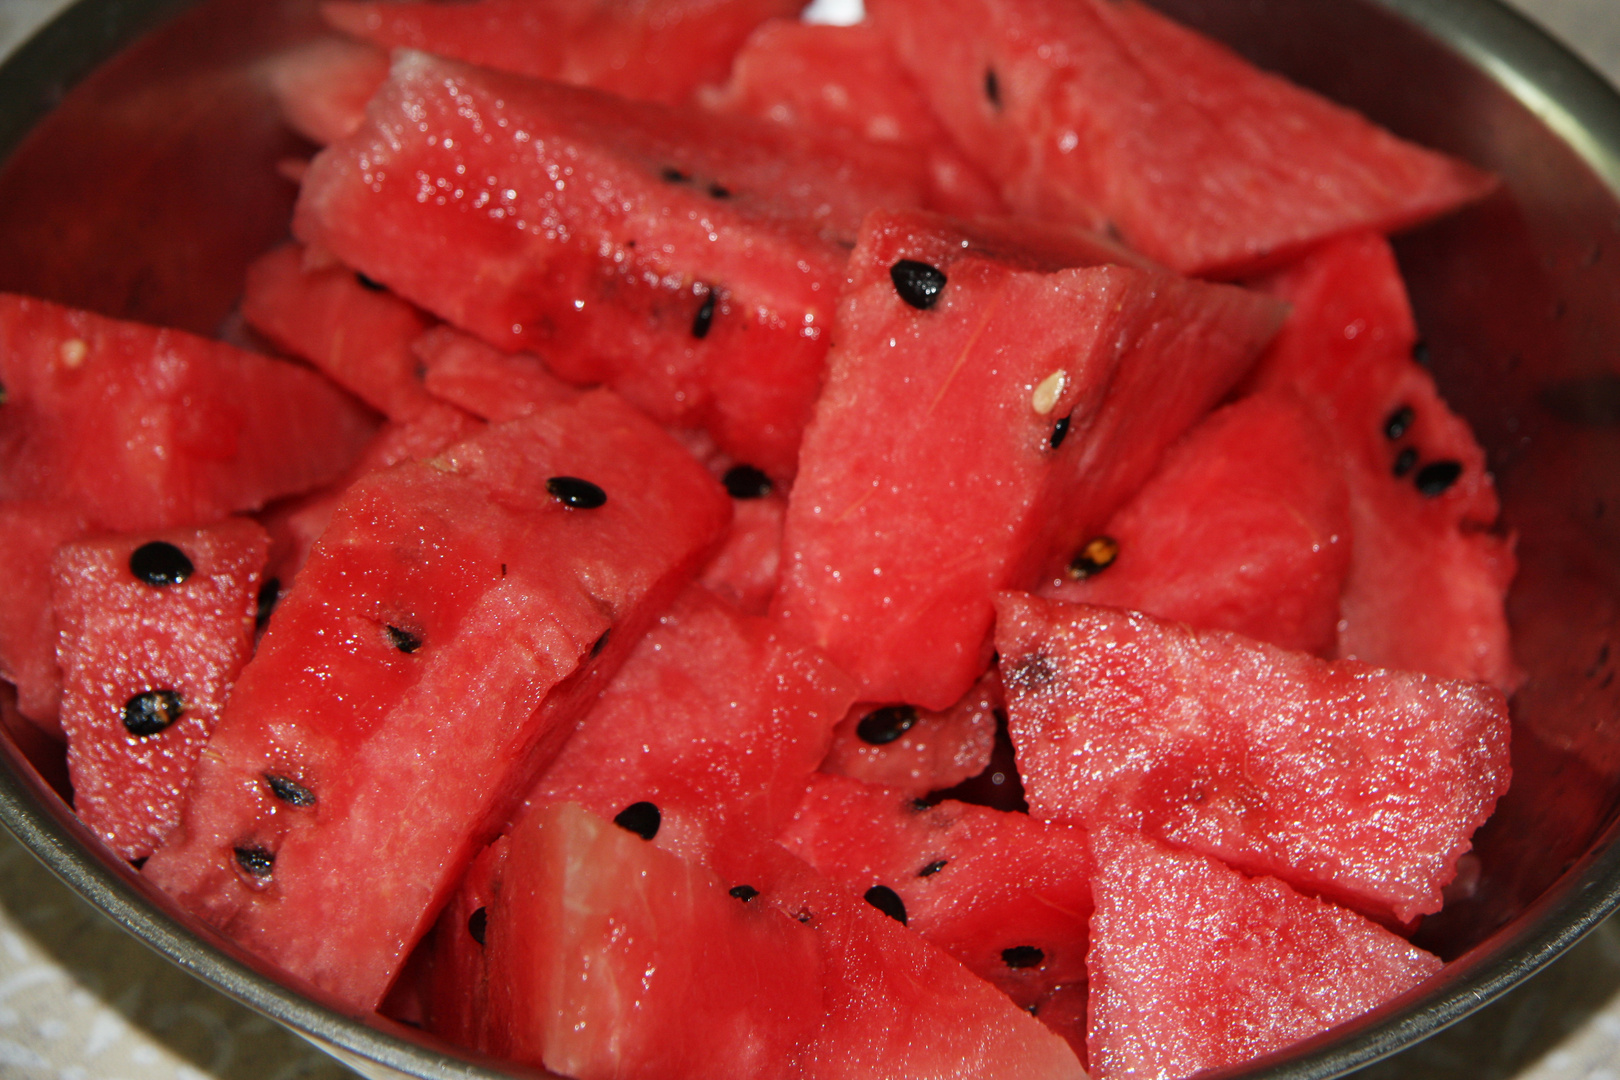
[3,1,1620,1077]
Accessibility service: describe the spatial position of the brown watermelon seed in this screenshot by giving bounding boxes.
[692,287,716,339]
[547,476,607,509]
[660,166,690,183]
[723,464,773,499]
[1003,945,1046,969]
[729,885,760,902]
[1050,415,1071,449]
[1384,404,1415,440]
[1066,535,1119,580]
[234,846,275,878]
[708,182,732,199]
[918,860,948,877]
[890,260,947,310]
[590,629,611,658]
[1392,447,1418,478]
[1416,460,1464,496]
[256,578,280,630]
[1412,339,1431,366]
[265,774,315,807]
[857,705,918,746]
[129,541,194,586]
[355,271,386,292]
[468,907,487,945]
[984,68,1001,108]
[123,690,183,736]
[864,885,907,925]
[386,625,422,654]
[614,801,660,840]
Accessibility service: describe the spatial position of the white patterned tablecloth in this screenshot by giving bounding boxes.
[1,1,1619,1078]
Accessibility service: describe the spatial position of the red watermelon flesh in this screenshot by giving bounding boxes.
[241,242,437,421]
[0,294,377,532]
[819,670,1000,797]
[264,35,389,146]
[426,835,507,1051]
[870,0,1495,276]
[698,490,784,616]
[996,593,1511,924]
[54,519,268,861]
[413,325,580,422]
[143,391,729,1011]
[322,0,803,107]
[710,840,1088,1080]
[1041,390,1351,656]
[526,584,857,866]
[0,500,88,732]
[293,51,934,481]
[781,772,1095,1013]
[485,801,823,1080]
[1087,829,1442,1080]
[701,19,1006,218]
[773,208,1285,709]
[1246,231,1517,691]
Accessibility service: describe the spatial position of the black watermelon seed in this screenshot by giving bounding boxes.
[864,885,907,925]
[910,798,932,813]
[856,705,918,746]
[918,859,948,877]
[386,625,422,654]
[590,629,611,658]
[708,182,732,199]
[660,166,690,183]
[1415,459,1463,497]
[614,801,660,840]
[796,909,814,924]
[265,774,316,807]
[123,690,183,736]
[729,885,760,902]
[256,577,281,630]
[1066,535,1119,580]
[547,475,607,509]
[1050,415,1071,450]
[890,260,948,310]
[234,846,275,878]
[129,541,194,586]
[984,68,1001,108]
[1025,1002,1040,1016]
[692,288,717,339]
[1384,404,1415,440]
[1412,339,1431,366]
[468,906,488,945]
[355,271,386,292]
[1002,945,1046,968]
[723,464,773,499]
[1392,446,1418,478]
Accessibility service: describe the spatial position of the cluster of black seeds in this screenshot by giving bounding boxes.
[1381,401,1462,497]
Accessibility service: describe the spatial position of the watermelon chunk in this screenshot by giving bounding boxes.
[819,671,1000,797]
[871,0,1496,275]
[995,593,1511,923]
[1041,390,1351,655]
[143,391,730,1010]
[484,802,823,1080]
[0,500,88,731]
[264,36,389,146]
[323,0,804,106]
[1246,231,1517,690]
[773,208,1285,708]
[1086,829,1441,1080]
[698,487,785,616]
[0,294,377,532]
[412,325,580,422]
[53,519,268,861]
[295,50,932,480]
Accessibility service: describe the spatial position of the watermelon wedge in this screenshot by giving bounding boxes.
[995,593,1511,923]
[870,0,1496,275]
[143,390,730,1010]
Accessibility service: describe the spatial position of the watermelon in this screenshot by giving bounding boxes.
[143,391,730,1010]
[870,0,1496,276]
[322,0,804,106]
[426,835,507,1049]
[701,19,1006,217]
[0,500,87,731]
[0,294,377,532]
[484,801,823,1080]
[773,208,1285,709]
[53,519,268,861]
[263,35,389,146]
[412,325,580,422]
[995,593,1511,923]
[819,671,1000,797]
[525,584,857,866]
[697,484,785,616]
[240,242,438,420]
[1245,231,1517,690]
[1041,389,1351,655]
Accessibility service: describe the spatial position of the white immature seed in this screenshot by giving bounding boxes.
[1032,370,1066,415]
[59,339,88,368]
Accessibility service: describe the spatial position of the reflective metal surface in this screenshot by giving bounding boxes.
[2,1,1620,1077]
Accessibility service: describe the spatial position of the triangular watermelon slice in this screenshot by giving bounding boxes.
[870,0,1496,275]
[995,593,1511,924]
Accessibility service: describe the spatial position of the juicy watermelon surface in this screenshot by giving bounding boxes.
[0,500,86,731]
